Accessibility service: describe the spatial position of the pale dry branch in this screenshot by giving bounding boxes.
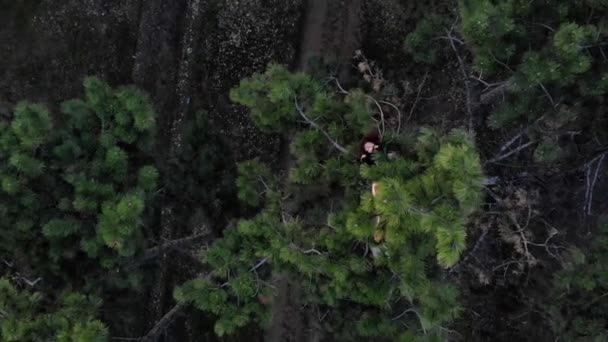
[294,98,349,154]
[391,308,427,335]
[404,72,429,129]
[137,302,187,341]
[584,152,607,215]
[433,36,465,45]
[486,140,537,165]
[368,95,386,138]
[250,257,269,272]
[539,83,557,108]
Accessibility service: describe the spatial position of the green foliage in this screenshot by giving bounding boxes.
[236,160,274,207]
[230,63,373,138]
[0,77,157,285]
[544,223,608,340]
[405,17,443,64]
[460,0,531,74]
[180,65,485,340]
[463,1,608,166]
[163,110,237,226]
[0,278,107,341]
[533,138,562,164]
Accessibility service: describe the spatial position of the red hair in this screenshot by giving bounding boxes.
[358,129,381,164]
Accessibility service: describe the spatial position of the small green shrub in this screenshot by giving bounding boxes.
[405,17,443,64]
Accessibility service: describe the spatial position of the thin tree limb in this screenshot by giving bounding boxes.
[584,152,607,215]
[539,83,556,107]
[485,140,537,165]
[250,257,269,272]
[294,98,349,154]
[391,308,427,335]
[404,72,428,128]
[138,302,187,341]
[136,233,212,265]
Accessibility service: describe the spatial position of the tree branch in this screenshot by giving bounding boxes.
[130,232,214,269]
[584,152,607,215]
[485,140,537,165]
[294,98,349,154]
[137,302,187,341]
[405,72,428,128]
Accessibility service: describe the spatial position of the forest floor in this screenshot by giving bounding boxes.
[1,0,607,341]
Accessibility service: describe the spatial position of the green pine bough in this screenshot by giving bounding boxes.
[176,64,485,339]
[544,223,608,340]
[0,77,158,287]
[460,0,608,164]
[0,278,107,341]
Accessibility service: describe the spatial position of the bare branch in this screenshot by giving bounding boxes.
[294,98,349,154]
[539,83,557,108]
[485,140,537,165]
[368,95,386,138]
[138,302,187,341]
[404,72,429,129]
[391,308,427,335]
[534,22,555,32]
[433,36,465,45]
[137,232,212,264]
[584,152,607,215]
[498,132,523,154]
[250,257,269,272]
[329,77,350,95]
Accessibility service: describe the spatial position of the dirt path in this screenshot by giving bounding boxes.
[267,1,362,341]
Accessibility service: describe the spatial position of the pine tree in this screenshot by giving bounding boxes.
[177,64,485,339]
[543,223,608,340]
[404,17,444,64]
[0,77,158,287]
[0,278,108,341]
[462,0,608,165]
